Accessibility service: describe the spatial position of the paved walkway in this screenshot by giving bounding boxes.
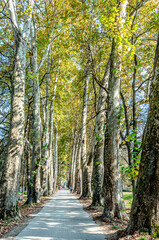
[13,190,105,240]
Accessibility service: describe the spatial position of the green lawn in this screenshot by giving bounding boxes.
[123,192,133,210]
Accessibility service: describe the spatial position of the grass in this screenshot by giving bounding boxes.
[18,191,27,195]
[123,191,133,210]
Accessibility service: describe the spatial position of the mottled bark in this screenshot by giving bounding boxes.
[48,100,54,195]
[42,51,50,196]
[132,54,138,192]
[103,39,121,218]
[25,134,33,205]
[74,136,81,193]
[25,61,33,205]
[30,20,41,203]
[103,0,128,219]
[48,77,58,194]
[0,0,34,218]
[87,145,93,198]
[127,33,159,234]
[53,127,58,192]
[70,128,79,191]
[70,130,76,188]
[72,132,79,191]
[25,142,32,204]
[92,60,110,206]
[81,58,91,197]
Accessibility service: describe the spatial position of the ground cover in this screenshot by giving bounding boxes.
[0,196,52,238]
[76,192,153,240]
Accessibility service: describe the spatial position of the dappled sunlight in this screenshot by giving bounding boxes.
[14,190,105,240]
[85,225,104,234]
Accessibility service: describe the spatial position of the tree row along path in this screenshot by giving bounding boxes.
[13,190,105,240]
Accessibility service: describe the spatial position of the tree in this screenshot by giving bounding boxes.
[92,58,110,206]
[81,54,91,198]
[29,19,42,203]
[127,33,159,235]
[103,0,128,219]
[48,63,58,195]
[53,126,58,192]
[0,0,34,218]
[42,50,50,196]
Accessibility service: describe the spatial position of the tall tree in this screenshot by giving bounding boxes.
[30,19,42,203]
[103,0,128,219]
[42,50,50,196]
[70,129,78,190]
[81,54,91,197]
[0,0,34,218]
[48,69,58,194]
[53,126,58,192]
[92,59,110,206]
[127,33,159,234]
[74,133,82,193]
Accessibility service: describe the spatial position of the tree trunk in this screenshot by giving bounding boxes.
[127,33,159,235]
[87,145,93,198]
[48,73,58,194]
[81,57,91,198]
[74,135,81,193]
[103,0,128,219]
[26,143,32,205]
[42,51,50,196]
[30,20,41,203]
[72,132,79,192]
[48,100,54,195]
[53,127,58,192]
[92,60,110,206]
[120,91,133,190]
[70,129,78,190]
[0,0,33,218]
[103,39,122,218]
[132,54,138,192]
[25,61,33,205]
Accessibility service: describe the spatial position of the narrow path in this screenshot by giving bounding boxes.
[13,190,105,240]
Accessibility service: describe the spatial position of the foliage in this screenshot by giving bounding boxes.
[0,1,158,235]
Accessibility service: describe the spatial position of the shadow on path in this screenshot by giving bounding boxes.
[13,190,105,240]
